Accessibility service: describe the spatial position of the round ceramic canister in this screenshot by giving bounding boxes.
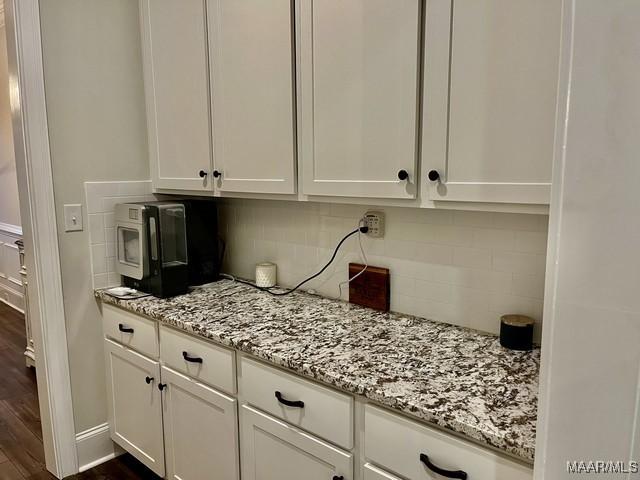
[255,262,277,288]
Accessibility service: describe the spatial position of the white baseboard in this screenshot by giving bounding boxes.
[75,423,121,472]
[0,283,24,313]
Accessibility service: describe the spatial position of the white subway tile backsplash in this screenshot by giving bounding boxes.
[221,199,548,340]
[514,231,548,254]
[91,244,107,275]
[512,273,546,299]
[392,275,416,297]
[88,214,105,244]
[94,273,109,290]
[493,251,547,276]
[452,246,492,270]
[104,212,115,228]
[453,210,495,228]
[493,212,548,232]
[472,228,515,251]
[106,241,116,258]
[414,279,453,303]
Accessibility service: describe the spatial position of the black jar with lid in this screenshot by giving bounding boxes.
[500,315,534,351]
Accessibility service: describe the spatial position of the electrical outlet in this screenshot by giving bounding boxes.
[363,211,385,238]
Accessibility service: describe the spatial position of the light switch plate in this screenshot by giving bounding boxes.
[64,204,83,232]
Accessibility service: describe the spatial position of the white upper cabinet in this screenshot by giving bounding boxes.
[208,0,297,194]
[140,0,213,192]
[425,0,562,205]
[298,0,421,199]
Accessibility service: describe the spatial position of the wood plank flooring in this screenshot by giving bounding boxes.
[0,302,157,479]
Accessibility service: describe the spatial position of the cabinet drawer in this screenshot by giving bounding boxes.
[102,304,159,359]
[160,326,236,394]
[364,405,532,480]
[238,356,353,449]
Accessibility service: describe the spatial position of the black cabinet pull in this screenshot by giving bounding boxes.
[420,453,467,479]
[182,351,203,364]
[199,170,208,178]
[428,170,440,182]
[332,476,344,480]
[398,169,409,181]
[158,383,167,391]
[118,323,134,334]
[145,376,154,384]
[213,170,222,178]
[275,391,304,408]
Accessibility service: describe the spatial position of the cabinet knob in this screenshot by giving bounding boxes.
[158,383,167,391]
[199,170,208,178]
[333,477,344,480]
[212,170,222,178]
[397,169,409,181]
[145,376,154,384]
[428,170,440,182]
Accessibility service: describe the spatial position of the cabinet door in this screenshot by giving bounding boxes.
[425,0,562,205]
[208,0,296,194]
[299,0,421,199]
[104,339,165,477]
[161,366,239,480]
[363,463,402,480]
[140,0,213,192]
[240,405,353,480]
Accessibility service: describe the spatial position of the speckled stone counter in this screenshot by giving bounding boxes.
[95,280,539,463]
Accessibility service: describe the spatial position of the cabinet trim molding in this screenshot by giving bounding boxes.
[75,423,119,473]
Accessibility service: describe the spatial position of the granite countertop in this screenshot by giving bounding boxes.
[96,279,539,463]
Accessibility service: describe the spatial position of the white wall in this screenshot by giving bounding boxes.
[221,199,548,339]
[38,0,149,434]
[535,1,640,478]
[0,23,20,229]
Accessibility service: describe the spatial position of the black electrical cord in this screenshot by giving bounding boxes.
[227,226,368,296]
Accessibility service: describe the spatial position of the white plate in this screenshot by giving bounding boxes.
[106,287,137,296]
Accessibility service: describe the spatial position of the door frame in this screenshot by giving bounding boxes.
[4,0,78,477]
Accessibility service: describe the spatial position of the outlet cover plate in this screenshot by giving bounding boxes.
[363,211,385,238]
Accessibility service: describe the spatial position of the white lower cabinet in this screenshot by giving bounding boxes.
[102,309,533,480]
[161,366,239,480]
[240,404,353,480]
[104,339,165,477]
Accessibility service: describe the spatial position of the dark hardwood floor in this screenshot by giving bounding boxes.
[0,302,156,479]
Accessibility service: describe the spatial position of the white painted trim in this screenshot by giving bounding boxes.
[76,423,120,473]
[533,0,574,478]
[0,281,24,313]
[0,221,22,236]
[4,0,79,477]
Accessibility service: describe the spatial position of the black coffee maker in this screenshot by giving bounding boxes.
[116,200,220,298]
